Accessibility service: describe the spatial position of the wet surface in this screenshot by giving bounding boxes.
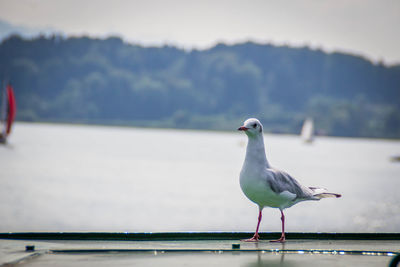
[1,237,399,266]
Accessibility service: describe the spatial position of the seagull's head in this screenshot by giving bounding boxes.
[238,118,263,137]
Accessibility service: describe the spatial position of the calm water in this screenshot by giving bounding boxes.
[1,122,400,233]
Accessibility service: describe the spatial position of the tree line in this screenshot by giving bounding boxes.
[0,35,399,138]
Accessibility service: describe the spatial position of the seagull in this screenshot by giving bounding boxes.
[238,118,341,242]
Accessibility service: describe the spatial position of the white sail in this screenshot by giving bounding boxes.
[301,118,314,143]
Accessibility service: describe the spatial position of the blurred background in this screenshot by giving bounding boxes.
[0,0,399,233]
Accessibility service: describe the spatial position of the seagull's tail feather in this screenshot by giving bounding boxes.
[314,192,342,199]
[309,186,342,199]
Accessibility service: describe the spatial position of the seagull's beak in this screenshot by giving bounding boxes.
[238,126,248,131]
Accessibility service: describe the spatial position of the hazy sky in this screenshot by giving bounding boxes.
[0,0,399,64]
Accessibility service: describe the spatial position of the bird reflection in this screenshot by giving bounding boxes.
[242,243,294,267]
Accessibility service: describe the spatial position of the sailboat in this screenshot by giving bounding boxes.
[0,83,17,144]
[301,117,314,143]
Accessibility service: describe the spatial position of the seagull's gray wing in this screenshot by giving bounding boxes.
[266,168,314,199]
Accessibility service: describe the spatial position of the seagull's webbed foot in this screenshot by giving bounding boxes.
[242,234,260,242]
[270,236,286,243]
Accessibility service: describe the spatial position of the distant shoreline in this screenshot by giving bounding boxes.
[3,36,400,140]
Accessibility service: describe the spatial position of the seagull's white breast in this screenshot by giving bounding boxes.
[240,167,296,209]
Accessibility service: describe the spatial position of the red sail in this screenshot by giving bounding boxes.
[6,84,16,135]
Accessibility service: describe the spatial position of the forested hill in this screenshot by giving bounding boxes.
[1,35,400,138]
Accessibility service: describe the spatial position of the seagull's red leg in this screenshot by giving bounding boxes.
[271,209,286,243]
[243,210,262,242]
[243,208,263,242]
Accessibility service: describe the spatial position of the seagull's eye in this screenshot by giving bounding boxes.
[252,124,257,128]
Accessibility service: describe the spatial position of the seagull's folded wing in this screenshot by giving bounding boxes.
[266,168,314,199]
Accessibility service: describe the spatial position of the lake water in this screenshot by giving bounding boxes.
[1,122,400,233]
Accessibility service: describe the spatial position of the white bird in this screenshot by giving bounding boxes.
[238,118,341,242]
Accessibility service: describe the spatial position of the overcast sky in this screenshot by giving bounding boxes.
[0,0,399,65]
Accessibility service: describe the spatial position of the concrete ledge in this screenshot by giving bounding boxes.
[1,232,400,241]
